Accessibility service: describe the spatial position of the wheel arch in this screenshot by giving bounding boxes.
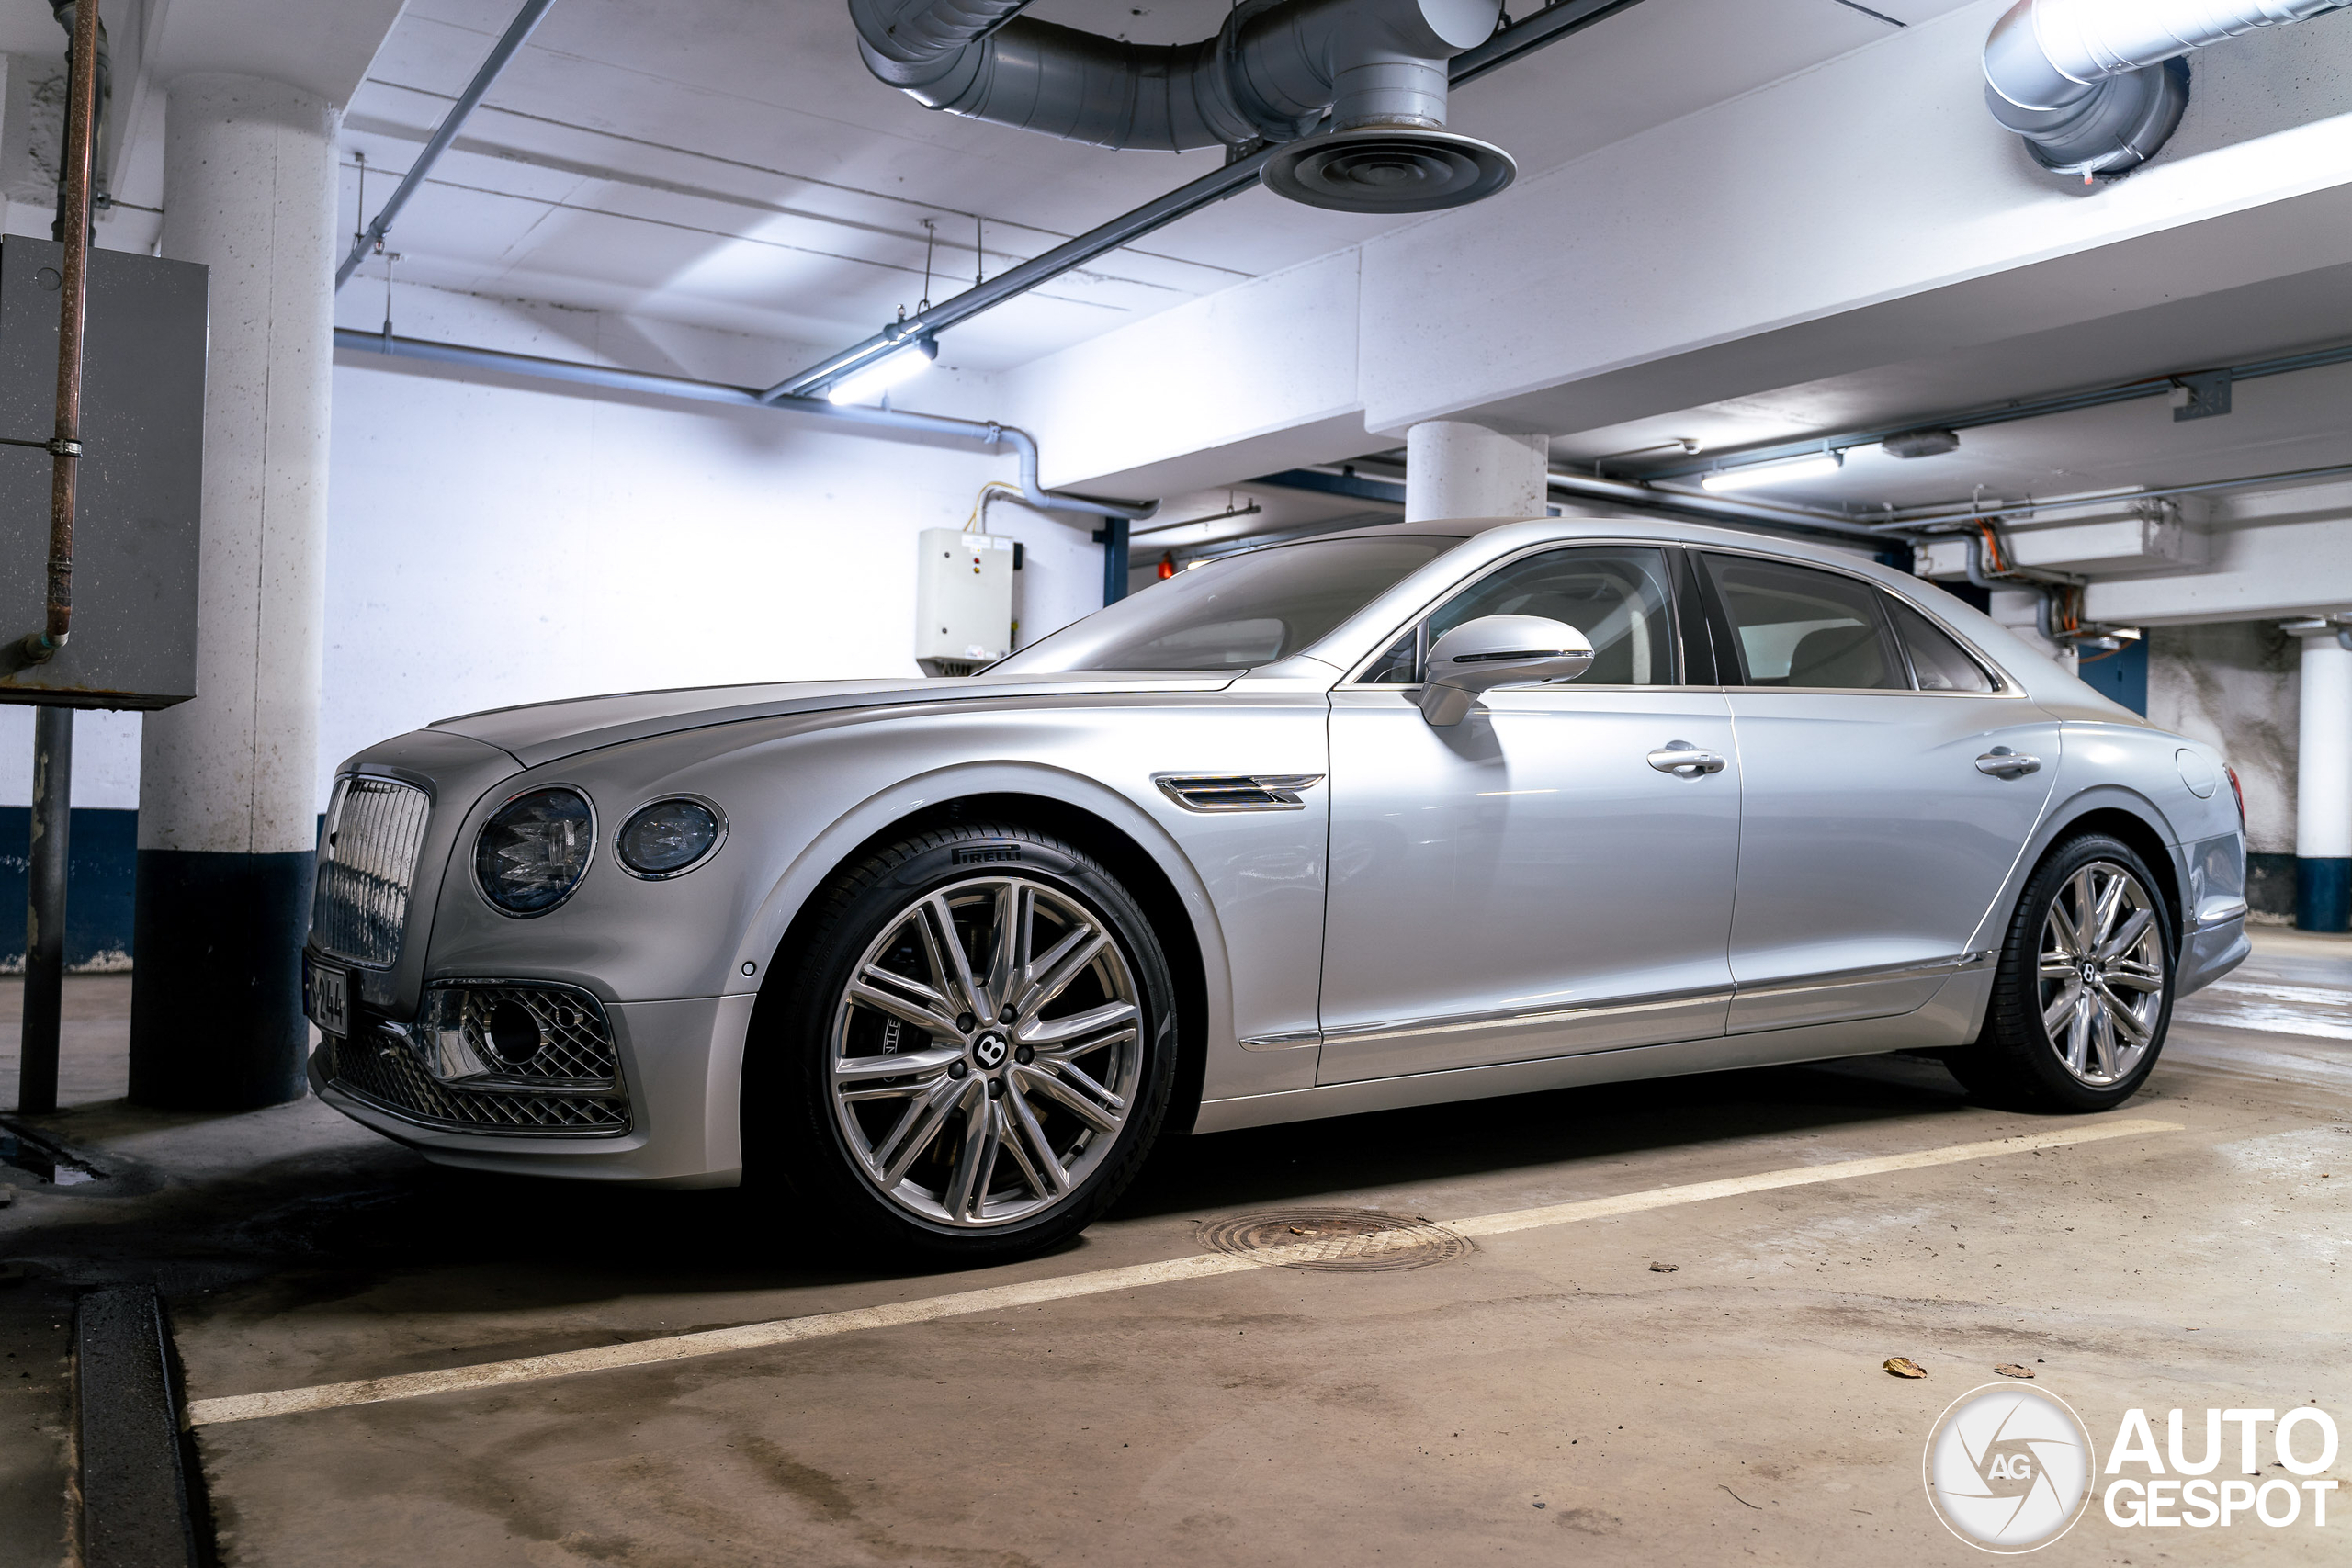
[741,773,1227,1148]
[2018,791,2187,947]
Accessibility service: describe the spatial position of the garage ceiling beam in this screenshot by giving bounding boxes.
[759,0,1654,403]
[1628,335,2352,483]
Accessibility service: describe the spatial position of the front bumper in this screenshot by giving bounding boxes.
[311,992,757,1187]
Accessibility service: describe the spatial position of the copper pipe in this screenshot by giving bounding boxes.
[24,0,99,663]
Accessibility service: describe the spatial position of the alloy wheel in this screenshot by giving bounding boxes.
[827,875,1143,1228]
[2035,859,2166,1087]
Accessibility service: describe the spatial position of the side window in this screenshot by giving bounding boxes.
[1702,555,1905,691]
[1363,547,1679,686]
[1885,594,1998,693]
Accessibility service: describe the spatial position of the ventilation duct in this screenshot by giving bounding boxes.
[849,0,1516,213]
[1984,0,2344,179]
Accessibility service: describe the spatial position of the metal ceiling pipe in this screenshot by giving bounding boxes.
[854,0,1499,151]
[334,328,1156,521]
[336,0,560,288]
[1983,0,2345,178]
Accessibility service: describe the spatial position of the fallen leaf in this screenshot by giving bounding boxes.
[1883,1357,1927,1379]
[1648,1261,1679,1273]
[1995,1363,2034,1379]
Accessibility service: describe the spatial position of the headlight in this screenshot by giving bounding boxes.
[615,797,724,879]
[475,787,595,915]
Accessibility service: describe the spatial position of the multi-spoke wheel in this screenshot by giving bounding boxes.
[752,824,1176,1258]
[1949,832,2175,1112]
[2033,859,2165,1087]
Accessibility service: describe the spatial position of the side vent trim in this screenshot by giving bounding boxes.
[1155,773,1326,812]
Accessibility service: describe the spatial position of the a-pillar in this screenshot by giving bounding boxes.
[2292,621,2352,932]
[1405,421,1550,523]
[129,76,336,1109]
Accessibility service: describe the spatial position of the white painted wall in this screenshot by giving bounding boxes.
[0,282,1112,812]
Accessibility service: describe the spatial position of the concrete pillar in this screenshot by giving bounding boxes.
[2293,624,2352,931]
[128,76,336,1110]
[1404,421,1550,523]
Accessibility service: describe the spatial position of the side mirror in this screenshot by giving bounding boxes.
[1419,615,1595,727]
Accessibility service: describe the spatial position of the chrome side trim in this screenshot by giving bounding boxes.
[1733,951,1995,999]
[1298,954,1993,1053]
[1155,773,1325,812]
[1318,984,1736,1048]
[1238,1030,1323,1053]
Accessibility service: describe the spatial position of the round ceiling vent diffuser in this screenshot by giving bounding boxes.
[1261,127,1517,214]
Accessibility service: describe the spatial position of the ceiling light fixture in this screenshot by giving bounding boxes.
[825,335,937,405]
[1700,450,1845,492]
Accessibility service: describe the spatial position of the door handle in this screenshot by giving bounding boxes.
[1976,748,2041,778]
[1648,743,1727,777]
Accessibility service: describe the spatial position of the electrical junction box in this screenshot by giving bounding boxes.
[0,237,208,709]
[1913,505,2206,584]
[916,528,1017,676]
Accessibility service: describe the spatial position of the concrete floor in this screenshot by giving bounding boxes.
[2,937,2346,1566]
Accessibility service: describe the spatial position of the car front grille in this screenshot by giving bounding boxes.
[319,984,631,1137]
[311,775,433,968]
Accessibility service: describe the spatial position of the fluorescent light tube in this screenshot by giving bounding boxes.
[1700,450,1844,492]
[826,336,937,405]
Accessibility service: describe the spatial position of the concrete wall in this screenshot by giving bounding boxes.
[2148,620,2301,918]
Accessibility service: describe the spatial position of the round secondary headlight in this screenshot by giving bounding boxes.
[616,797,723,879]
[475,787,595,915]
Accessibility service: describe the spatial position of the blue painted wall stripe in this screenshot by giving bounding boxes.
[0,807,140,970]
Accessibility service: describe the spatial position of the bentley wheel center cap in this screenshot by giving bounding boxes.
[973,1032,1009,1070]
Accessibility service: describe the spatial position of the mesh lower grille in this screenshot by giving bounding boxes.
[321,1011,631,1138]
[449,986,619,1085]
[311,776,432,968]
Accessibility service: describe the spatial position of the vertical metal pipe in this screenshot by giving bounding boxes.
[1097,517,1131,605]
[18,706,73,1114]
[24,0,99,664]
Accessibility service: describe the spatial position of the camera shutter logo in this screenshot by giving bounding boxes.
[1923,1383,2095,1552]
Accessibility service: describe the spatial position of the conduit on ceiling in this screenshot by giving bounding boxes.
[776,0,1647,402]
[1983,0,2346,178]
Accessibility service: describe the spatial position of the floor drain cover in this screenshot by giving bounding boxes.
[1197,1207,1470,1272]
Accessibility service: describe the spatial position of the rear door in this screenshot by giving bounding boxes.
[1699,552,2059,1032]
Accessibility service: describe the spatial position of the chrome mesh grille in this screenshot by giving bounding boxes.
[320,1021,631,1137]
[311,776,432,968]
[448,985,620,1086]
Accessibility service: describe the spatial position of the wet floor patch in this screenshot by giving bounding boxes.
[0,1121,105,1186]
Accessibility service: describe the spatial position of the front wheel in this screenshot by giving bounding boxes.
[752,822,1177,1260]
[1946,832,2175,1112]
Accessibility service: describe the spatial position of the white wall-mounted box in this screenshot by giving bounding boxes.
[915,528,1016,676]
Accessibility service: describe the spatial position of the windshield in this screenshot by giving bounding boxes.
[991,536,1456,674]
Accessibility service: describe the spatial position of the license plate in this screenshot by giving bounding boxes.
[304,957,350,1037]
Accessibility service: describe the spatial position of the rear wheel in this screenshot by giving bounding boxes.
[1947,832,2174,1112]
[753,823,1177,1260]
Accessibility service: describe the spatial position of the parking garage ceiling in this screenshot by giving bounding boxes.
[334,0,1973,365]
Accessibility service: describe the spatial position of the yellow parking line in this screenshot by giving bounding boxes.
[184,1116,2181,1427]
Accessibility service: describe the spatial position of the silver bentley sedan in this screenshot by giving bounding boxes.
[303,517,2250,1258]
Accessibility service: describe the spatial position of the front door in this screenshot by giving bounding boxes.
[1698,552,2060,1031]
[1317,545,1743,1084]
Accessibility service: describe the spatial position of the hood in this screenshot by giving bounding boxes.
[430,671,1235,769]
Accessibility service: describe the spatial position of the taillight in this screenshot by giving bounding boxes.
[2225,764,2246,830]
